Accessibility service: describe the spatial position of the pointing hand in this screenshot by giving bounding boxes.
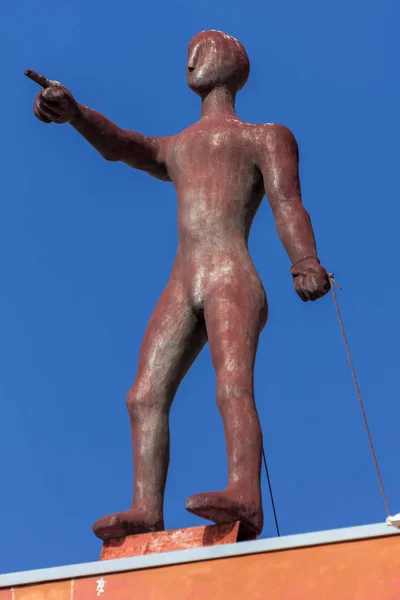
[25,69,79,124]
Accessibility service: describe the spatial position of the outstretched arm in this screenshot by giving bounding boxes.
[71,105,170,181]
[257,124,330,302]
[25,70,170,182]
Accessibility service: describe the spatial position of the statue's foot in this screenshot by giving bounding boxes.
[186,490,263,534]
[93,506,164,540]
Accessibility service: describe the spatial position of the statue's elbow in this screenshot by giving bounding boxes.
[99,139,123,162]
[102,150,120,162]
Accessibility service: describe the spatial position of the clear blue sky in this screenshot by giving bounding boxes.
[1,0,398,574]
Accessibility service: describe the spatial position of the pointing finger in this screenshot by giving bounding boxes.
[25,69,52,88]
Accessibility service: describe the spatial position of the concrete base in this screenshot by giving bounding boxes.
[100,521,258,560]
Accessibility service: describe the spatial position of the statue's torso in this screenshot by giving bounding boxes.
[166,117,269,246]
[165,117,270,307]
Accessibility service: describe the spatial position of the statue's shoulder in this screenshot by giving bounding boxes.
[251,122,295,141]
[245,123,298,158]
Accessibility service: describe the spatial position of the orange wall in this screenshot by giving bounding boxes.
[5,535,400,600]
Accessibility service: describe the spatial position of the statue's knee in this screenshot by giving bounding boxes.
[125,384,149,418]
[126,382,167,418]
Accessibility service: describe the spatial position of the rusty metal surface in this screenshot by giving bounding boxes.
[26,30,330,540]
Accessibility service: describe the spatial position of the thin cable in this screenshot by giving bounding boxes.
[329,274,390,517]
[262,447,281,536]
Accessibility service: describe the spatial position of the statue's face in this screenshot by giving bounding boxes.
[187,30,250,97]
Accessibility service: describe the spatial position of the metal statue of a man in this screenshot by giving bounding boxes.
[26,30,330,538]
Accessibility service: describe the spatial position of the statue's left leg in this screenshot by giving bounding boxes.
[186,275,268,534]
[93,274,207,540]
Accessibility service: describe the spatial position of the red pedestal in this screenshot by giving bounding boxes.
[100,521,258,560]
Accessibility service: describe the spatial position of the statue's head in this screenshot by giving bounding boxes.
[187,30,250,97]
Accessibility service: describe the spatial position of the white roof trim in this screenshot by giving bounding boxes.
[0,522,398,589]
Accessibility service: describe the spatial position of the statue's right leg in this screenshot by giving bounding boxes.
[93,275,207,540]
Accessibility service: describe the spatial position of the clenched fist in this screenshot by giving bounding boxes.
[290,256,331,302]
[25,69,79,124]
